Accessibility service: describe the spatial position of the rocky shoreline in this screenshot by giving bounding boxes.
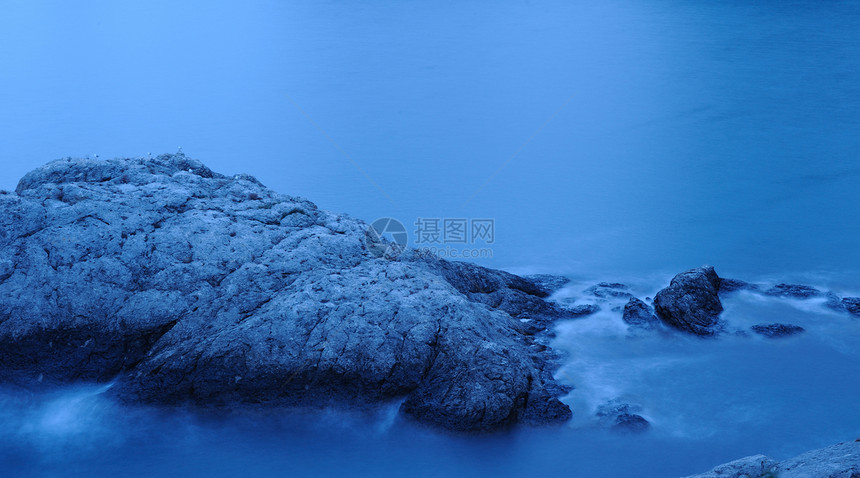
[1,154,858,445]
[0,154,578,431]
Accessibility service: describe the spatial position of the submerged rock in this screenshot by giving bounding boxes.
[764,283,823,299]
[613,413,650,433]
[843,297,860,316]
[718,278,757,293]
[826,292,846,312]
[596,400,650,433]
[584,282,633,299]
[0,155,571,432]
[566,304,601,317]
[621,297,659,329]
[653,266,723,336]
[685,440,860,478]
[750,323,805,338]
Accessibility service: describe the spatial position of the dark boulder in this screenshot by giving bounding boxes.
[751,324,805,338]
[613,413,650,433]
[653,266,723,336]
[622,298,659,329]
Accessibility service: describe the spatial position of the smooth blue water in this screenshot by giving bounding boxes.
[1,0,858,276]
[1,1,859,477]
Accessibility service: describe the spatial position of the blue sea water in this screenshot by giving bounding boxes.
[1,1,859,477]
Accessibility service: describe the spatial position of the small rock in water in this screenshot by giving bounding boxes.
[653,266,723,336]
[764,283,822,299]
[750,323,805,338]
[842,297,860,316]
[565,304,601,317]
[621,297,660,329]
[584,282,633,299]
[718,278,757,293]
[596,400,650,433]
[613,413,650,433]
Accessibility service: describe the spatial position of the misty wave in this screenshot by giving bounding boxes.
[2,275,857,478]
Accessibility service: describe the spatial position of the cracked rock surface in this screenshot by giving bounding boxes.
[0,154,571,431]
[654,266,724,336]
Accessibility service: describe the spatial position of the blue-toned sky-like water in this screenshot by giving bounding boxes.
[1,1,859,477]
[2,0,859,278]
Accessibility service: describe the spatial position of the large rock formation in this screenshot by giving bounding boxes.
[0,154,571,431]
[653,266,723,336]
[685,440,860,478]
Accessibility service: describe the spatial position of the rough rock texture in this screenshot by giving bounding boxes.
[653,266,724,336]
[684,454,778,478]
[0,155,572,431]
[686,441,860,478]
[524,274,570,295]
[774,441,860,478]
[621,297,659,329]
[843,297,860,316]
[750,323,805,338]
[764,283,823,299]
[414,258,561,322]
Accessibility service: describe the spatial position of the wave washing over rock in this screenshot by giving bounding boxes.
[0,154,572,432]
